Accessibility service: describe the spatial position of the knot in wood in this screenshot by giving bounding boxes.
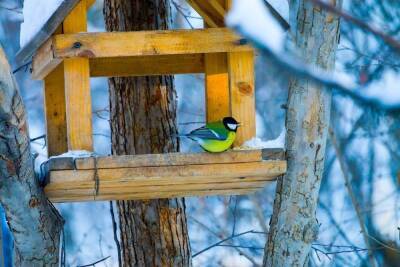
[237,82,253,95]
[72,42,82,49]
[236,38,248,45]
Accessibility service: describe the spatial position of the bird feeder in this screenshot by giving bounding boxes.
[17,0,286,202]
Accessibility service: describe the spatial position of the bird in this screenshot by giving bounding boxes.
[180,117,240,153]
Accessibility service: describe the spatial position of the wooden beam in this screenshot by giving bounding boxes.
[228,51,256,146]
[205,53,230,122]
[63,0,93,151]
[90,54,204,77]
[44,158,285,202]
[16,0,95,65]
[32,38,62,81]
[47,187,265,202]
[186,0,226,27]
[86,0,96,9]
[32,28,251,80]
[47,149,265,170]
[54,28,252,58]
[43,64,68,156]
[42,150,286,202]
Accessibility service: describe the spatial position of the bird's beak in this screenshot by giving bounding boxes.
[237,123,241,127]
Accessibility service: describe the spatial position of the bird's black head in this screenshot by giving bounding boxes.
[222,117,240,132]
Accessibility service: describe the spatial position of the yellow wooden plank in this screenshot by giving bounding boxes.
[63,0,87,33]
[86,0,96,9]
[52,28,252,58]
[48,149,264,170]
[32,38,62,80]
[90,54,204,77]
[205,53,230,122]
[43,64,68,156]
[62,0,93,151]
[228,51,256,146]
[63,58,92,150]
[46,176,271,192]
[31,28,252,80]
[186,0,219,27]
[209,0,226,18]
[47,181,267,197]
[49,161,286,184]
[47,187,264,202]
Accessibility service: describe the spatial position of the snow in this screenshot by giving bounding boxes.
[226,0,400,111]
[20,0,64,48]
[267,0,289,22]
[225,0,285,52]
[241,129,285,149]
[362,70,400,106]
[49,150,95,159]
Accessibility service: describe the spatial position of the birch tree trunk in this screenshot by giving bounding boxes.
[0,46,63,266]
[263,1,342,266]
[103,1,191,266]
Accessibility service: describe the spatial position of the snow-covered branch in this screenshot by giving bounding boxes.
[226,0,400,111]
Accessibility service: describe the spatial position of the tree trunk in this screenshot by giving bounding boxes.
[0,46,63,266]
[263,1,342,266]
[103,1,191,266]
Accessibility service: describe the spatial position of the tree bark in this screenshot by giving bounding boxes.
[103,1,191,266]
[263,1,342,266]
[0,45,63,266]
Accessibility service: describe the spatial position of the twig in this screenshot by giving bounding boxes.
[77,256,111,267]
[178,121,205,125]
[171,0,195,29]
[0,4,22,14]
[329,128,377,267]
[30,134,46,142]
[109,201,122,267]
[189,216,261,266]
[13,60,32,74]
[230,11,400,111]
[319,201,364,261]
[192,230,263,258]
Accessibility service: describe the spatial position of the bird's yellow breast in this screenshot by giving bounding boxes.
[199,131,236,153]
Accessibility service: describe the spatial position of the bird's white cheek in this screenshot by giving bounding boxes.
[227,123,237,130]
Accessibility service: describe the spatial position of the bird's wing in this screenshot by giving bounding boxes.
[187,125,227,140]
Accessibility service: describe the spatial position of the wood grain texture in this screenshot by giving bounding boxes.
[32,28,251,80]
[48,149,265,170]
[31,38,62,80]
[47,188,264,202]
[44,64,68,156]
[63,0,93,151]
[48,160,286,183]
[205,53,230,122]
[186,0,226,27]
[90,54,204,77]
[228,51,256,146]
[43,150,286,202]
[52,28,252,58]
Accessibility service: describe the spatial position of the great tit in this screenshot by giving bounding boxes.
[181,117,240,153]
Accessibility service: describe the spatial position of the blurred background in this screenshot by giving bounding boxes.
[0,0,399,266]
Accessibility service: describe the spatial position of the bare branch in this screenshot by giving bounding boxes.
[311,0,400,55]
[77,256,111,267]
[329,128,377,267]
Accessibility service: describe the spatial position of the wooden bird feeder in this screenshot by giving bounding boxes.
[17,0,287,202]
